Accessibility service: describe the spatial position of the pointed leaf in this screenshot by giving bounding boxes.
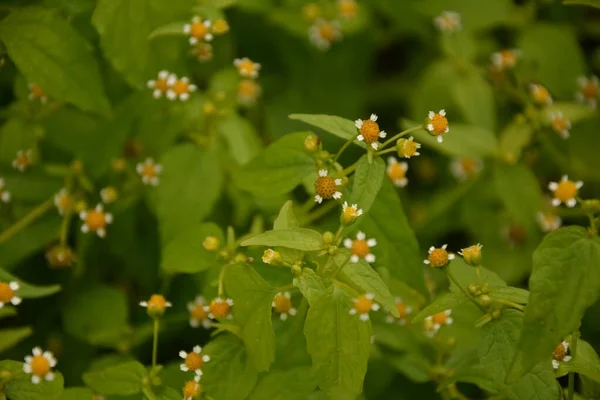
[293,267,325,306]
[241,228,323,251]
[348,155,385,216]
[0,326,32,353]
[0,360,64,400]
[83,361,147,395]
[412,292,469,323]
[341,259,397,316]
[0,269,61,299]
[288,114,363,147]
[161,223,224,274]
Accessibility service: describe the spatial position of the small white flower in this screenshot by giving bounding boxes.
[23,347,57,384]
[308,19,342,51]
[12,149,33,172]
[0,178,12,204]
[427,109,449,142]
[342,201,363,224]
[147,70,170,99]
[272,292,297,321]
[552,341,572,370]
[385,297,413,325]
[548,111,571,139]
[386,157,408,188]
[434,11,461,33]
[180,345,211,377]
[423,244,455,268]
[349,293,380,321]
[184,17,213,45]
[548,175,583,208]
[207,297,234,320]
[166,76,197,101]
[576,75,599,108]
[79,204,113,238]
[536,212,562,232]
[344,231,377,264]
[314,169,343,203]
[187,296,212,329]
[136,158,163,186]
[450,157,483,181]
[355,114,386,150]
[234,58,261,79]
[424,309,453,336]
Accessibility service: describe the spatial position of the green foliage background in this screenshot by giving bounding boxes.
[1,0,600,399]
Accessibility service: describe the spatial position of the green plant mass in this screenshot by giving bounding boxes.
[1,0,600,399]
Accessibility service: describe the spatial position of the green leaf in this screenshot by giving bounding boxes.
[494,163,542,233]
[508,226,600,381]
[452,70,496,132]
[161,222,223,274]
[241,228,323,251]
[448,258,507,293]
[61,284,128,346]
[360,180,426,295]
[412,292,469,323]
[491,287,529,305]
[248,367,318,400]
[387,353,432,383]
[233,132,315,197]
[0,360,64,400]
[224,263,276,372]
[217,114,263,166]
[304,284,371,398]
[0,326,32,353]
[0,307,17,320]
[415,0,512,32]
[0,269,61,299]
[518,24,585,99]
[288,114,363,147]
[148,21,186,39]
[59,388,93,400]
[293,267,326,306]
[83,361,147,395]
[0,7,110,117]
[0,118,37,165]
[348,155,385,216]
[153,144,224,243]
[498,117,535,164]
[340,259,397,317]
[273,200,299,230]
[544,102,597,124]
[407,121,499,158]
[202,334,259,400]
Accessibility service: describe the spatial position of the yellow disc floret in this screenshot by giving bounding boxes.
[273,293,292,314]
[183,380,201,399]
[424,245,455,268]
[354,294,374,314]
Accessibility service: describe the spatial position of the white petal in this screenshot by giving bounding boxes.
[333,191,342,199]
[33,347,42,356]
[32,375,41,384]
[567,198,577,208]
[448,254,455,260]
[343,238,353,248]
[379,131,387,138]
[359,313,370,321]
[552,360,559,369]
[23,363,32,373]
[318,169,328,177]
[370,114,378,121]
[105,213,113,224]
[96,228,106,238]
[355,120,363,129]
[9,282,19,290]
[428,111,435,119]
[357,231,366,240]
[437,136,443,143]
[564,355,572,362]
[367,238,377,247]
[180,364,189,372]
[427,124,434,131]
[349,308,357,315]
[280,313,288,321]
[11,297,21,305]
[190,319,200,328]
[193,345,201,353]
[424,260,430,264]
[289,308,297,316]
[315,195,323,203]
[371,142,378,150]
[139,301,147,307]
[357,134,364,141]
[350,255,359,263]
[179,351,187,359]
[365,254,376,263]
[45,372,54,381]
[576,181,584,189]
[439,109,446,116]
[372,303,380,311]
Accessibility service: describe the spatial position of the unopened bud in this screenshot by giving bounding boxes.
[304,135,321,152]
[262,249,283,265]
[234,253,248,263]
[291,264,302,276]
[478,294,491,307]
[459,243,482,267]
[481,283,490,294]
[46,244,76,269]
[203,236,220,251]
[318,150,330,161]
[468,284,480,296]
[323,231,335,244]
[491,309,502,319]
[328,245,338,256]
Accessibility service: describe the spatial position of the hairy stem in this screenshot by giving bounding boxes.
[334,136,356,162]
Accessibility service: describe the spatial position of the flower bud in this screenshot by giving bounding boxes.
[46,244,76,269]
[140,294,172,318]
[112,158,127,172]
[262,249,283,265]
[481,283,489,294]
[323,231,335,244]
[341,202,363,225]
[459,243,482,267]
[234,253,249,263]
[582,199,600,214]
[203,236,220,251]
[318,150,330,160]
[478,294,491,307]
[468,283,480,296]
[328,245,338,256]
[291,264,302,276]
[491,309,502,319]
[304,135,321,152]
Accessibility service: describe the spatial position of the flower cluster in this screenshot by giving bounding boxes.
[136,157,163,186]
[184,16,229,63]
[147,70,197,101]
[234,58,262,107]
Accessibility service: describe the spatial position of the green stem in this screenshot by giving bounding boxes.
[492,298,525,312]
[589,213,598,235]
[445,267,487,313]
[218,264,228,297]
[380,125,423,149]
[568,332,579,400]
[152,318,159,368]
[299,200,338,226]
[334,225,345,246]
[376,148,397,156]
[342,162,357,176]
[334,136,356,162]
[475,266,482,287]
[0,197,53,244]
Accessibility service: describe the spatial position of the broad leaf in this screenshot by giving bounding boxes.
[491,287,529,305]
[217,114,263,166]
[0,326,32,353]
[241,228,323,251]
[0,360,64,400]
[225,263,276,372]
[498,118,535,164]
[387,353,432,383]
[508,227,600,380]
[559,339,600,383]
[0,7,110,116]
[293,267,326,306]
[59,388,94,400]
[412,292,469,323]
[233,132,315,197]
[83,361,147,395]
[304,284,371,398]
[0,269,61,298]
[348,155,385,216]
[247,367,318,400]
[288,114,362,147]
[273,200,299,230]
[452,70,496,132]
[161,222,224,274]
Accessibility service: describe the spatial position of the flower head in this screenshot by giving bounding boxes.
[424,244,455,268]
[530,84,552,106]
[342,202,363,225]
[191,42,213,62]
[28,83,48,103]
[237,79,262,107]
[450,157,482,181]
[166,75,197,101]
[203,236,220,251]
[396,136,421,158]
[537,212,562,232]
[183,380,202,399]
[180,345,211,380]
[426,110,449,142]
[424,309,453,336]
[52,188,73,216]
[458,243,482,267]
[208,297,234,319]
[549,111,571,139]
[0,281,21,308]
[234,58,261,79]
[46,244,76,269]
[385,297,413,325]
[147,70,171,99]
[386,157,409,188]
[344,231,376,264]
[355,114,386,150]
[491,49,520,71]
[183,17,213,45]
[262,249,283,265]
[434,11,461,33]
[576,75,599,108]
[139,294,172,317]
[272,292,297,321]
[187,296,212,329]
[136,158,163,186]
[23,347,57,384]
[304,135,321,152]
[309,19,342,51]
[552,341,571,369]
[338,0,359,18]
[0,178,10,205]
[12,149,33,172]
[100,186,118,204]
[212,19,230,35]
[80,204,113,238]
[548,175,583,208]
[349,293,380,321]
[314,169,343,203]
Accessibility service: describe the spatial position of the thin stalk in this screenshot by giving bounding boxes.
[334,136,356,162]
[475,266,482,287]
[568,332,579,400]
[152,318,159,367]
[0,197,53,244]
[342,162,358,176]
[445,268,487,313]
[376,148,397,156]
[218,264,228,296]
[380,125,423,149]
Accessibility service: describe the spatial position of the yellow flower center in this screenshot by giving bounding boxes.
[190,305,208,321]
[57,193,73,212]
[387,163,406,181]
[354,295,373,314]
[359,120,380,143]
[31,355,51,377]
[552,116,569,132]
[338,0,358,17]
[237,59,258,75]
[344,206,358,220]
[501,50,517,67]
[428,248,450,268]
[350,240,370,258]
[142,164,157,178]
[553,343,567,360]
[432,311,449,325]
[183,380,201,398]
[0,283,15,303]
[315,176,337,199]
[238,80,260,96]
[210,300,231,318]
[429,113,448,135]
[402,140,418,157]
[273,295,292,313]
[147,294,168,312]
[460,158,479,177]
[155,78,169,93]
[172,80,190,95]
[203,236,219,251]
[531,85,550,104]
[583,81,598,99]
[396,302,409,318]
[30,84,46,99]
[85,210,107,231]
[184,352,204,370]
[212,19,229,34]
[554,180,578,202]
[190,21,210,39]
[318,22,337,42]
